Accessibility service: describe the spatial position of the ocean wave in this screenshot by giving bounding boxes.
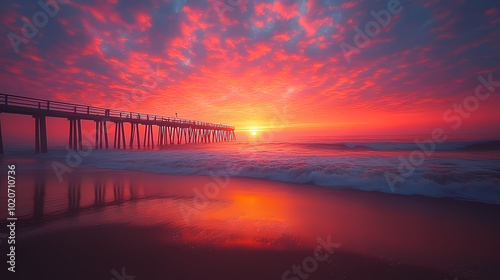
[300,140,500,152]
[36,148,500,205]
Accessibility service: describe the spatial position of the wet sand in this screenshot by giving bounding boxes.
[1,159,500,279]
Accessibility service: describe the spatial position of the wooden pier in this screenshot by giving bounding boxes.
[0,93,235,153]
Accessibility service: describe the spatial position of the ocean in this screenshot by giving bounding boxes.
[10,136,500,204]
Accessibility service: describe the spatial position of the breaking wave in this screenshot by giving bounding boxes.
[32,139,500,205]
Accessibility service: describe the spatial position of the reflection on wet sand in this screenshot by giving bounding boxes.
[33,181,45,220]
[113,182,124,203]
[94,181,106,207]
[68,180,80,213]
[17,173,304,252]
[17,173,148,227]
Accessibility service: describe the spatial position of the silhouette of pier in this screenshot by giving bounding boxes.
[0,93,236,153]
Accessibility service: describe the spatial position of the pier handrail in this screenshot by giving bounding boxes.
[0,93,234,129]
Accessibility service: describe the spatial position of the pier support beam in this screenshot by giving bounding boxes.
[94,120,109,149]
[114,122,126,149]
[204,129,209,143]
[169,127,175,144]
[176,127,182,144]
[68,119,83,150]
[35,115,48,153]
[187,128,192,144]
[194,129,199,143]
[130,123,140,149]
[157,125,166,146]
[143,124,154,148]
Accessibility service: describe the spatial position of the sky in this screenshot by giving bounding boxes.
[1,0,499,142]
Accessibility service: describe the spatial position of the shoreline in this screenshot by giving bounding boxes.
[2,152,500,206]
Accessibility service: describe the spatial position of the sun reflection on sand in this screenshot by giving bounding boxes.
[175,190,301,249]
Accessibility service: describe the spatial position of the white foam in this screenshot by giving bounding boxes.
[31,146,500,205]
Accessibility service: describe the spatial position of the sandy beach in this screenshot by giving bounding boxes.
[1,158,499,280]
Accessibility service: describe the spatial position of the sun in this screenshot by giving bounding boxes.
[248,128,260,136]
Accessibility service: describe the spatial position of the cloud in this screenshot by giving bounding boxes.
[0,0,499,133]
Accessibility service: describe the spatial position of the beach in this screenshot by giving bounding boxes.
[2,154,500,280]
